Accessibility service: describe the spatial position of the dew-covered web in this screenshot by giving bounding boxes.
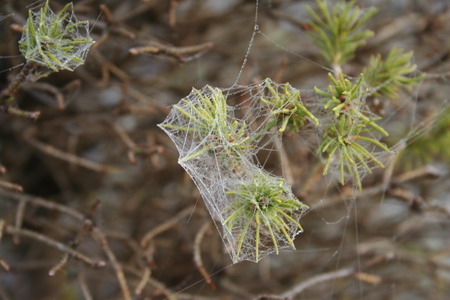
[0,0,94,78]
[159,81,315,263]
[19,1,93,73]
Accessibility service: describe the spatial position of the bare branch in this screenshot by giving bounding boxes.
[194,221,216,289]
[4,225,106,269]
[0,180,23,193]
[141,206,194,247]
[24,128,119,173]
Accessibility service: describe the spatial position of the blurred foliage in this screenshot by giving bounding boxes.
[400,107,450,169]
[305,0,377,67]
[363,48,425,98]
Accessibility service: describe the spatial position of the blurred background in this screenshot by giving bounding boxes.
[0,0,449,299]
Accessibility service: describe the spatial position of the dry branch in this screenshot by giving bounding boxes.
[24,129,119,173]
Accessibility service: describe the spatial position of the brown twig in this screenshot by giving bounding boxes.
[134,267,151,296]
[23,82,65,110]
[13,199,26,244]
[0,106,40,120]
[24,128,119,173]
[0,220,9,272]
[129,41,214,62]
[99,4,114,24]
[395,165,443,183]
[280,268,355,299]
[0,62,34,100]
[141,205,194,247]
[311,165,444,211]
[299,162,323,196]
[0,189,84,220]
[125,265,177,300]
[0,190,131,299]
[0,180,23,192]
[111,122,163,164]
[0,259,10,272]
[49,215,96,276]
[274,57,289,83]
[93,50,131,84]
[194,221,216,289]
[4,225,106,269]
[169,0,179,28]
[48,255,69,277]
[274,135,294,185]
[92,227,132,300]
[78,268,93,300]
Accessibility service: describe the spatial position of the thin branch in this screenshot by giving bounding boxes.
[92,227,132,300]
[3,225,106,269]
[134,267,151,296]
[141,206,194,247]
[274,135,294,185]
[311,164,444,211]
[0,180,23,192]
[48,255,69,276]
[169,0,179,28]
[280,268,355,299]
[111,122,163,164]
[23,82,65,110]
[0,106,40,120]
[0,189,84,220]
[78,268,93,300]
[93,50,131,84]
[24,129,119,173]
[129,42,213,62]
[0,259,10,272]
[13,199,26,244]
[193,222,216,289]
[0,190,131,299]
[125,265,177,300]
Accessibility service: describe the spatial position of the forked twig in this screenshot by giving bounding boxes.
[4,225,105,269]
[0,190,131,299]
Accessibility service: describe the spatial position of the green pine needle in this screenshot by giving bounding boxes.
[363,48,425,99]
[305,0,377,66]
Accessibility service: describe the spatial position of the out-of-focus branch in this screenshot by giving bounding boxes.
[0,180,23,192]
[24,128,119,173]
[194,221,216,289]
[141,206,194,247]
[3,225,106,269]
[129,42,213,62]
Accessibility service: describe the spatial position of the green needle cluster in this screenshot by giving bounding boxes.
[363,48,425,99]
[305,0,377,67]
[19,0,94,72]
[224,172,308,261]
[315,73,390,190]
[261,78,319,133]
